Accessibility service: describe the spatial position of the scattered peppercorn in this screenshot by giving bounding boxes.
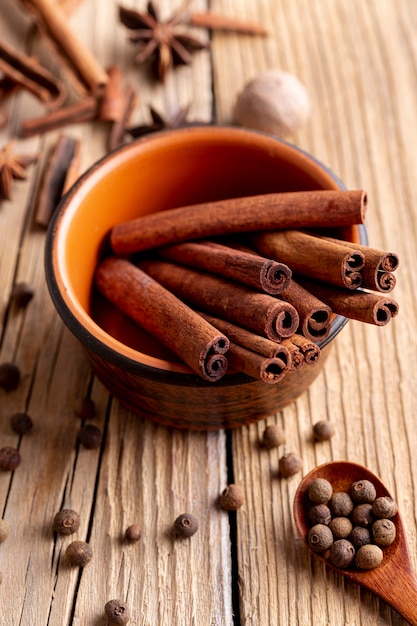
[219,484,245,510]
[124,524,141,543]
[312,420,335,442]
[77,424,102,449]
[74,396,96,420]
[308,478,333,504]
[0,362,20,391]
[65,540,93,567]
[308,523,334,553]
[10,412,33,435]
[329,491,354,517]
[372,496,398,519]
[0,446,21,471]
[308,504,332,526]
[350,479,377,504]
[330,539,355,568]
[351,503,374,528]
[104,599,131,625]
[278,452,302,477]
[329,516,352,539]
[355,543,383,569]
[372,518,396,547]
[0,519,9,543]
[349,526,371,550]
[53,509,80,536]
[11,282,34,307]
[173,513,198,538]
[262,424,285,449]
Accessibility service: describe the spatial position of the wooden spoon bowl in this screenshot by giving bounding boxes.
[293,461,417,624]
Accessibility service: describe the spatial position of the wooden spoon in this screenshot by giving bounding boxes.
[293,461,417,625]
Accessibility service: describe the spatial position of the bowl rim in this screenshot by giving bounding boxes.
[44,125,368,386]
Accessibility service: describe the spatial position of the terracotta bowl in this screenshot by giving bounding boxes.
[45,126,367,430]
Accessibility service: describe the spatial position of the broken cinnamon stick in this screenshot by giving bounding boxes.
[95,256,230,382]
[20,96,98,137]
[19,0,108,95]
[297,279,399,326]
[278,279,332,342]
[35,134,79,227]
[139,260,299,341]
[111,190,367,255]
[158,240,292,295]
[251,229,365,289]
[0,39,66,109]
[188,11,268,36]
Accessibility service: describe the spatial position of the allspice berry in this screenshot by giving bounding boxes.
[233,69,310,138]
[53,509,80,536]
[312,420,335,442]
[173,513,198,538]
[329,491,354,517]
[329,539,355,569]
[0,362,20,391]
[10,412,33,435]
[262,424,285,449]
[308,504,332,526]
[278,452,302,477]
[308,478,333,504]
[104,599,131,625]
[0,446,21,471]
[350,479,377,504]
[65,540,93,567]
[329,516,352,539]
[372,518,396,547]
[349,526,371,550]
[308,524,334,553]
[355,543,383,570]
[219,484,244,511]
[351,503,374,528]
[0,519,10,543]
[77,424,102,449]
[124,524,141,543]
[372,496,398,519]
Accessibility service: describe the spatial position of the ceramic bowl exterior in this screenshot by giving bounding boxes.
[45,126,366,430]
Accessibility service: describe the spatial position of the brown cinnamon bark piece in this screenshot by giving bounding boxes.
[289,334,321,365]
[226,342,287,384]
[251,229,365,289]
[95,257,229,382]
[298,279,399,326]
[139,260,299,341]
[110,190,367,255]
[187,11,268,36]
[278,279,332,342]
[159,240,292,294]
[20,96,98,137]
[280,340,305,371]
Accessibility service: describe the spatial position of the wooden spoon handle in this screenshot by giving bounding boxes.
[373,560,417,624]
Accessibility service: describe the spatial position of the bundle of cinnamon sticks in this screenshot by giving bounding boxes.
[94,189,399,383]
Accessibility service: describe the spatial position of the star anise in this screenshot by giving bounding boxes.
[0,140,38,201]
[119,2,208,81]
[127,104,208,138]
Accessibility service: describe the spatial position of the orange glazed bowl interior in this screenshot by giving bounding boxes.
[45,126,367,430]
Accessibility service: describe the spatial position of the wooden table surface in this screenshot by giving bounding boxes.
[1,1,416,624]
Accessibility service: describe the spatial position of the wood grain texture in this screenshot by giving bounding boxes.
[1,0,416,624]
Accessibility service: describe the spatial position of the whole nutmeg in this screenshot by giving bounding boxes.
[219,484,244,511]
[104,599,131,625]
[53,509,80,536]
[233,70,310,138]
[262,424,285,449]
[65,540,93,567]
[278,452,302,477]
[173,513,198,538]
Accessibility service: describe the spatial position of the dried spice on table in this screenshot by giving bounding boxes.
[0,140,38,201]
[127,104,206,138]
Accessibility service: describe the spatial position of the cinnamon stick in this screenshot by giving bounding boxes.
[20,96,98,137]
[188,11,268,36]
[19,0,108,95]
[251,229,365,289]
[98,65,125,123]
[297,279,399,326]
[139,260,299,341]
[35,134,79,227]
[226,342,288,384]
[0,39,66,109]
[107,84,138,152]
[95,256,230,382]
[159,240,292,295]
[61,137,82,195]
[289,334,321,365]
[281,339,305,371]
[110,190,367,255]
[278,279,332,342]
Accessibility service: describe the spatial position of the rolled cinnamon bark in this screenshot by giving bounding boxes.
[94,257,229,382]
[226,342,288,384]
[280,340,305,371]
[110,190,367,255]
[297,279,399,326]
[251,229,365,289]
[139,260,299,341]
[158,240,292,294]
[289,334,321,365]
[278,279,332,342]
